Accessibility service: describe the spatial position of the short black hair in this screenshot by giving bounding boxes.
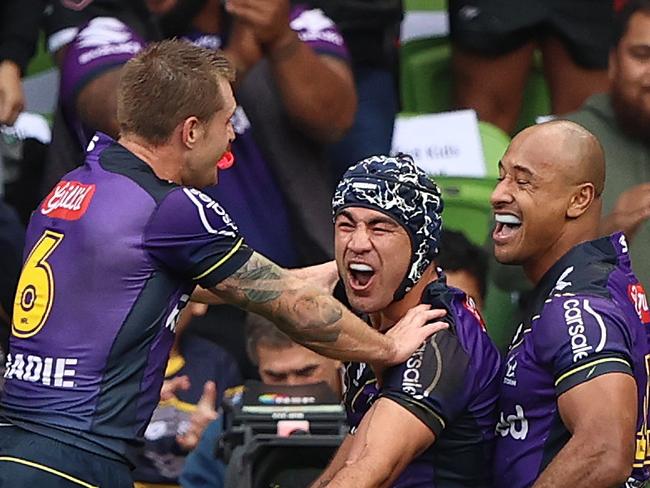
[612,0,650,47]
[437,229,488,301]
[245,313,295,365]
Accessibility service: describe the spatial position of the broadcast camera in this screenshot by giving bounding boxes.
[218,380,347,488]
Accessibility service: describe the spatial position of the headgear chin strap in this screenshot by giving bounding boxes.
[332,153,444,302]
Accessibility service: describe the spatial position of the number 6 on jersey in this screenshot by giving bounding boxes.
[13,230,64,338]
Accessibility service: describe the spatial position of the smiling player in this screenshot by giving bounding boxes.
[492,120,650,488]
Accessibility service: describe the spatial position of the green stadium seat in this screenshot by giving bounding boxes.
[400,38,552,133]
[400,39,451,114]
[403,0,447,12]
[478,121,510,178]
[432,175,493,246]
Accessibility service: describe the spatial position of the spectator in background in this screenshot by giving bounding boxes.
[132,302,242,488]
[311,0,402,178]
[449,0,612,134]
[179,313,343,488]
[245,312,343,396]
[438,228,489,311]
[0,0,47,125]
[563,0,650,287]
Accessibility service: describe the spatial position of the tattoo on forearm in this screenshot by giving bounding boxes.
[216,252,342,344]
[217,256,283,304]
[291,296,343,343]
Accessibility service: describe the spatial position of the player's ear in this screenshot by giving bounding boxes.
[567,183,595,219]
[181,116,202,149]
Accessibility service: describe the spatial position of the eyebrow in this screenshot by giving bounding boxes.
[498,161,535,178]
[337,210,399,227]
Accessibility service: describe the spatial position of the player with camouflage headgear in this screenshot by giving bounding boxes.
[312,153,502,488]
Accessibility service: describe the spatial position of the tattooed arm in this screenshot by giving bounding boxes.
[192,260,338,305]
[206,251,446,364]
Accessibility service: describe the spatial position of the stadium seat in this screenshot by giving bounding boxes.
[400,38,552,132]
[400,39,451,114]
[403,0,447,12]
[478,121,510,178]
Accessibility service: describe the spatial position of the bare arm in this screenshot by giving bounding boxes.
[225,0,357,143]
[0,60,24,125]
[209,251,447,364]
[598,183,650,242]
[532,373,636,488]
[310,434,356,488]
[317,398,435,487]
[75,67,121,139]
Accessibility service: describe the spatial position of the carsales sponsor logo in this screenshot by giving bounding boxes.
[41,181,96,220]
[628,283,650,324]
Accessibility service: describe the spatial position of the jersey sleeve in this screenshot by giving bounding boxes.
[144,187,253,289]
[533,295,635,396]
[289,6,349,60]
[59,17,145,110]
[380,329,472,436]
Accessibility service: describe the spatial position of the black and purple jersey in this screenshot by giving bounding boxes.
[344,279,501,487]
[494,233,650,487]
[1,133,252,464]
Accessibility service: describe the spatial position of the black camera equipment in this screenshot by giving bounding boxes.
[219,380,347,488]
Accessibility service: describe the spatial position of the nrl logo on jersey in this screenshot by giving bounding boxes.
[41,180,96,220]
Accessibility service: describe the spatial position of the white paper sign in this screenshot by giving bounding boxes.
[391,110,486,177]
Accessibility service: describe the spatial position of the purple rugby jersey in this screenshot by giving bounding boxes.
[1,133,252,464]
[343,279,502,487]
[494,233,650,488]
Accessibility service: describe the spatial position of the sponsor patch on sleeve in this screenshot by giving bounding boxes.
[628,283,650,325]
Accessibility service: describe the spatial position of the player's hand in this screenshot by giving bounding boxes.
[176,381,219,451]
[160,375,190,402]
[600,183,650,241]
[384,304,448,366]
[0,60,24,126]
[224,18,263,78]
[225,0,293,50]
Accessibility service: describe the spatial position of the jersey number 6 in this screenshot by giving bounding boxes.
[13,230,64,339]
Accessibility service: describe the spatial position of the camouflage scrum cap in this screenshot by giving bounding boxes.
[332,153,444,301]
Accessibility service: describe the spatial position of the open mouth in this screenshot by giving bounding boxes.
[493,213,522,243]
[347,262,376,291]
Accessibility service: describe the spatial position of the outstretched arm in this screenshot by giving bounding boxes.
[208,251,446,365]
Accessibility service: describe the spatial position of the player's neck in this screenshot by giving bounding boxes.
[119,134,183,185]
[369,265,438,333]
[524,220,598,285]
